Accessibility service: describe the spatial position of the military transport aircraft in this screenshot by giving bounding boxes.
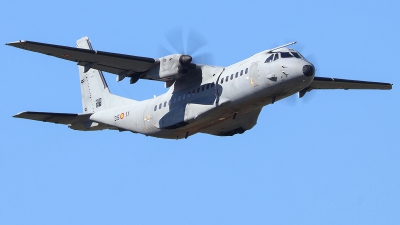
[7,37,392,139]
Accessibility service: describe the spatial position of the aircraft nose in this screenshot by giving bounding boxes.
[302,65,315,77]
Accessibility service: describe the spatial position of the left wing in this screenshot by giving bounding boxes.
[299,76,392,97]
[6,39,159,80]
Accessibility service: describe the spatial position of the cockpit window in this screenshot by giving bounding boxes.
[280,52,293,58]
[273,53,279,61]
[266,52,295,63]
[290,50,306,60]
[291,52,301,58]
[265,54,274,63]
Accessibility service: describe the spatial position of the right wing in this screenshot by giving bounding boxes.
[308,77,392,90]
[299,76,392,97]
[6,39,159,80]
[13,111,118,131]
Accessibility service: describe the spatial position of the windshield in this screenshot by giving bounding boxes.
[265,50,305,63]
[265,54,274,63]
[280,52,293,58]
[291,52,301,58]
[290,50,305,60]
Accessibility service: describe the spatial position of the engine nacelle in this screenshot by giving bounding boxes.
[160,54,182,78]
[146,54,195,81]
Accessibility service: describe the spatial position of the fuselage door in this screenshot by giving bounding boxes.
[249,62,260,87]
[143,100,156,130]
[215,68,225,97]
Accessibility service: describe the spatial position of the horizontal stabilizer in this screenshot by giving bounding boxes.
[13,111,117,131]
[13,111,91,124]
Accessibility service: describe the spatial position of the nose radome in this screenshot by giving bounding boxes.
[302,65,315,77]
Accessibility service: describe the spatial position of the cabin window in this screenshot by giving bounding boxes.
[197,87,200,93]
[173,98,176,103]
[178,96,181,101]
[192,90,195,95]
[225,76,228,82]
[230,74,233,80]
[221,79,224,84]
[202,86,205,91]
[240,70,243,75]
[164,101,167,107]
[206,84,210,89]
[159,103,162,109]
[154,105,157,111]
[245,68,248,74]
[211,82,215,87]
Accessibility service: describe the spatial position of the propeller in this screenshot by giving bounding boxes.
[158,27,214,65]
[281,90,317,106]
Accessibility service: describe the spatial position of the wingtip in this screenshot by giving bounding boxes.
[5,40,27,46]
[13,111,27,118]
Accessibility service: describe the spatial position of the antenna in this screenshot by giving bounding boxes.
[266,42,297,53]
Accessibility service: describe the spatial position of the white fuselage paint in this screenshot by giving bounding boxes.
[90,48,314,139]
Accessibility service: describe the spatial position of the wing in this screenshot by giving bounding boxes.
[309,77,392,90]
[299,76,393,97]
[6,39,159,80]
[13,111,118,131]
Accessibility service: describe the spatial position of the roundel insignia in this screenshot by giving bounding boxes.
[120,113,124,119]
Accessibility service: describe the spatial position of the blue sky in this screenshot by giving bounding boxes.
[1,0,399,224]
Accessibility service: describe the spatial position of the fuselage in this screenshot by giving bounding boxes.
[90,47,314,139]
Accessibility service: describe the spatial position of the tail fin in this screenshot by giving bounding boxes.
[76,37,136,113]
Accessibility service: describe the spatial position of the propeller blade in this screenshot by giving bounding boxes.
[157,43,172,58]
[158,27,215,65]
[281,93,298,107]
[186,28,208,56]
[164,27,185,54]
[192,52,214,65]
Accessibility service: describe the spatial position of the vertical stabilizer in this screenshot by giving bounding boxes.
[76,37,137,113]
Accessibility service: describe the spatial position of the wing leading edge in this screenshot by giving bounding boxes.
[299,76,392,98]
[6,39,159,80]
